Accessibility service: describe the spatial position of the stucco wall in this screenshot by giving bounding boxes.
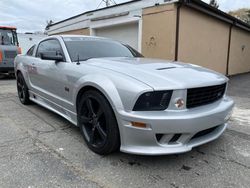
[228,27,250,75]
[54,28,90,35]
[141,4,176,60]
[178,7,229,74]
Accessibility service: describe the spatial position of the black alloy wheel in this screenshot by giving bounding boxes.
[78,90,120,155]
[17,73,30,104]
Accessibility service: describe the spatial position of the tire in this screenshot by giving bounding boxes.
[77,90,120,155]
[17,73,30,105]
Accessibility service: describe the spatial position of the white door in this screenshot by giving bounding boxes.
[95,22,139,50]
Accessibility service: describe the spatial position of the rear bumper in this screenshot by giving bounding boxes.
[117,96,234,155]
[0,67,14,73]
[0,58,15,73]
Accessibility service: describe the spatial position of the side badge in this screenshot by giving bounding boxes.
[65,87,69,92]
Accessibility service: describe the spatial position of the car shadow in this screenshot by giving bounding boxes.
[0,73,16,80]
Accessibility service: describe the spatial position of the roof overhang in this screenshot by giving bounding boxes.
[179,0,250,32]
[47,0,250,33]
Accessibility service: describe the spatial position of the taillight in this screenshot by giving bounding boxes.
[0,50,3,62]
[18,47,22,54]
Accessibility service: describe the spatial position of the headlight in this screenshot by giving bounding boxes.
[133,91,173,111]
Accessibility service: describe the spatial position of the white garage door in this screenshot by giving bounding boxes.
[95,22,139,50]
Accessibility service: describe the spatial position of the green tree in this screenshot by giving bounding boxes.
[209,0,219,9]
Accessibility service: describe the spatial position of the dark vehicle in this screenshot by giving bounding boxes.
[0,26,21,75]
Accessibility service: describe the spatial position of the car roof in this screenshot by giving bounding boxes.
[42,35,121,44]
[60,35,108,40]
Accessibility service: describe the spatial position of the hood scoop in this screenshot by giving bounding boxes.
[156,67,176,70]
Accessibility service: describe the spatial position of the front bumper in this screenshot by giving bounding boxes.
[117,96,234,155]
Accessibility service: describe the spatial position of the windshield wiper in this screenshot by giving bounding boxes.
[75,56,95,64]
[81,57,94,61]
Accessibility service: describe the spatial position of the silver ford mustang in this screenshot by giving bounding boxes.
[14,35,234,155]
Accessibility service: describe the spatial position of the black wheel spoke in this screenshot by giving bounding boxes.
[96,123,107,140]
[19,79,23,86]
[17,80,22,89]
[17,82,22,88]
[86,98,95,115]
[80,115,92,124]
[20,91,23,98]
[96,107,104,119]
[89,128,95,144]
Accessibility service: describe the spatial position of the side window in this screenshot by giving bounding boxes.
[36,39,65,61]
[26,45,35,56]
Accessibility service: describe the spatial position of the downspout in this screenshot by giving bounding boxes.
[175,1,182,61]
[226,24,233,76]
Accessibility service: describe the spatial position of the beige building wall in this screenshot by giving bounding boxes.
[55,28,90,35]
[178,7,229,74]
[141,4,177,60]
[48,3,250,76]
[228,27,250,75]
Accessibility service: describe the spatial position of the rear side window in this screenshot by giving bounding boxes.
[36,39,64,59]
[26,45,35,56]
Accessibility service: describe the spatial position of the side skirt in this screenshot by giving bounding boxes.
[29,90,78,126]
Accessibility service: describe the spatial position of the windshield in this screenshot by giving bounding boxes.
[0,29,18,46]
[63,37,143,62]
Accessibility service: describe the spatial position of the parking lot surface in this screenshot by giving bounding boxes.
[0,74,250,188]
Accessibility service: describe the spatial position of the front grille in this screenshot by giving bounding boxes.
[187,83,227,108]
[4,51,17,59]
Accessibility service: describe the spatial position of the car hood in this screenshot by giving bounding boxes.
[86,57,228,90]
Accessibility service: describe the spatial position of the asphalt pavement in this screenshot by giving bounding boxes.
[0,73,249,188]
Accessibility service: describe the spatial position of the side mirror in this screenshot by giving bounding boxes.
[40,52,64,62]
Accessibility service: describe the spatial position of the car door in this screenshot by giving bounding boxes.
[30,39,72,109]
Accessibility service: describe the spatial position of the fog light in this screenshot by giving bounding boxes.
[175,98,185,109]
[131,122,147,128]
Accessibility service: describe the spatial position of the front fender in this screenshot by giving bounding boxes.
[14,56,30,86]
[73,74,124,112]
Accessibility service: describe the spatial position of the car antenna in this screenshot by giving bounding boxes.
[76,54,80,65]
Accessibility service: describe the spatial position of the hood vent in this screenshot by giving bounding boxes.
[156,67,176,70]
